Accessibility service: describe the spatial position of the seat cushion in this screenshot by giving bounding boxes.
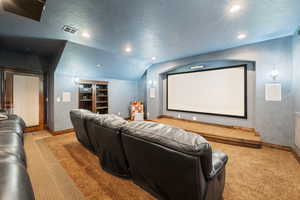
[123,121,210,155]
[0,161,34,200]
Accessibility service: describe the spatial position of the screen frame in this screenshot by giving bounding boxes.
[166,64,248,119]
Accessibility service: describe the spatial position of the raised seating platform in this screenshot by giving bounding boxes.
[154,116,262,148]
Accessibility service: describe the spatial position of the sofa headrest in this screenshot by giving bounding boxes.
[92,114,128,130]
[70,109,94,119]
[122,121,211,155]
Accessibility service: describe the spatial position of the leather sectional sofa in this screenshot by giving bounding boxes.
[0,111,35,200]
[70,109,228,200]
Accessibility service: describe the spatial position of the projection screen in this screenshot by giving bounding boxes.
[167,65,247,118]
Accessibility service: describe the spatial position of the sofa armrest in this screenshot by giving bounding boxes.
[209,150,228,179]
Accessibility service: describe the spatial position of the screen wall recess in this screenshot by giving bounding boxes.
[167,65,247,118]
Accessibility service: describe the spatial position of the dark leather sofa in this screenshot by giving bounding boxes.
[0,113,35,200]
[122,121,227,200]
[70,109,228,200]
[70,109,96,153]
[71,109,131,178]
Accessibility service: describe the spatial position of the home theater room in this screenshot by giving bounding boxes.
[0,0,300,200]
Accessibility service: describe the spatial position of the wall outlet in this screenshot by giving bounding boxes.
[177,114,181,118]
[147,112,150,116]
[118,112,121,116]
[192,116,197,121]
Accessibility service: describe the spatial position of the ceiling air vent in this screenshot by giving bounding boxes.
[62,25,78,34]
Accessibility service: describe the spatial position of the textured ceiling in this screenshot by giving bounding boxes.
[0,36,66,56]
[0,0,300,79]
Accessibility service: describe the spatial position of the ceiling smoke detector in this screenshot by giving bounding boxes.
[62,25,78,34]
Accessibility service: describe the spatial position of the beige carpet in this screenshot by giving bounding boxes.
[39,132,300,200]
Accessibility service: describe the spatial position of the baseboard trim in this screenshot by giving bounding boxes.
[291,147,300,164]
[24,124,46,133]
[261,142,291,151]
[48,128,74,136]
[158,115,257,133]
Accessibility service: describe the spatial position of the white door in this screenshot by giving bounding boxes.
[13,75,40,127]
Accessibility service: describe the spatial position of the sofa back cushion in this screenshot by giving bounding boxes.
[123,121,213,179]
[93,114,128,130]
[89,114,130,177]
[123,121,210,154]
[121,122,212,200]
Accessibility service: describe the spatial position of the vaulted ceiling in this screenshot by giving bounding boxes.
[0,0,300,79]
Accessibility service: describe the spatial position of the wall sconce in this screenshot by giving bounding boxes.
[148,80,157,86]
[271,69,279,80]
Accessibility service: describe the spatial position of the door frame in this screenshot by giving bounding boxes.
[0,67,45,132]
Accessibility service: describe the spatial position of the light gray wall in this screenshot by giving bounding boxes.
[47,42,67,130]
[161,61,256,128]
[293,32,300,113]
[52,42,139,131]
[53,73,138,131]
[146,36,294,146]
[292,30,300,150]
[137,71,148,116]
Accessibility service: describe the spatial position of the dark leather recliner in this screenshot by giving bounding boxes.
[70,109,131,178]
[89,114,131,178]
[121,121,228,200]
[0,113,35,200]
[69,109,97,153]
[69,109,227,199]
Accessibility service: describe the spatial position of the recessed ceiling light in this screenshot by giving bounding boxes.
[151,56,156,61]
[96,64,102,67]
[82,32,91,38]
[230,5,241,13]
[125,47,132,52]
[237,33,247,40]
[191,65,205,69]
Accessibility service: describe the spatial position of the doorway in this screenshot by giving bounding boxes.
[0,68,45,131]
[13,74,40,127]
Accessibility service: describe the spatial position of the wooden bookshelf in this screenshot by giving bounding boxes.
[95,83,109,114]
[78,80,109,114]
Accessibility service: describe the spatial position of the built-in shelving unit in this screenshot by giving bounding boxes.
[95,83,109,114]
[78,80,109,114]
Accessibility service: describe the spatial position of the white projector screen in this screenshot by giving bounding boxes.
[167,65,247,118]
